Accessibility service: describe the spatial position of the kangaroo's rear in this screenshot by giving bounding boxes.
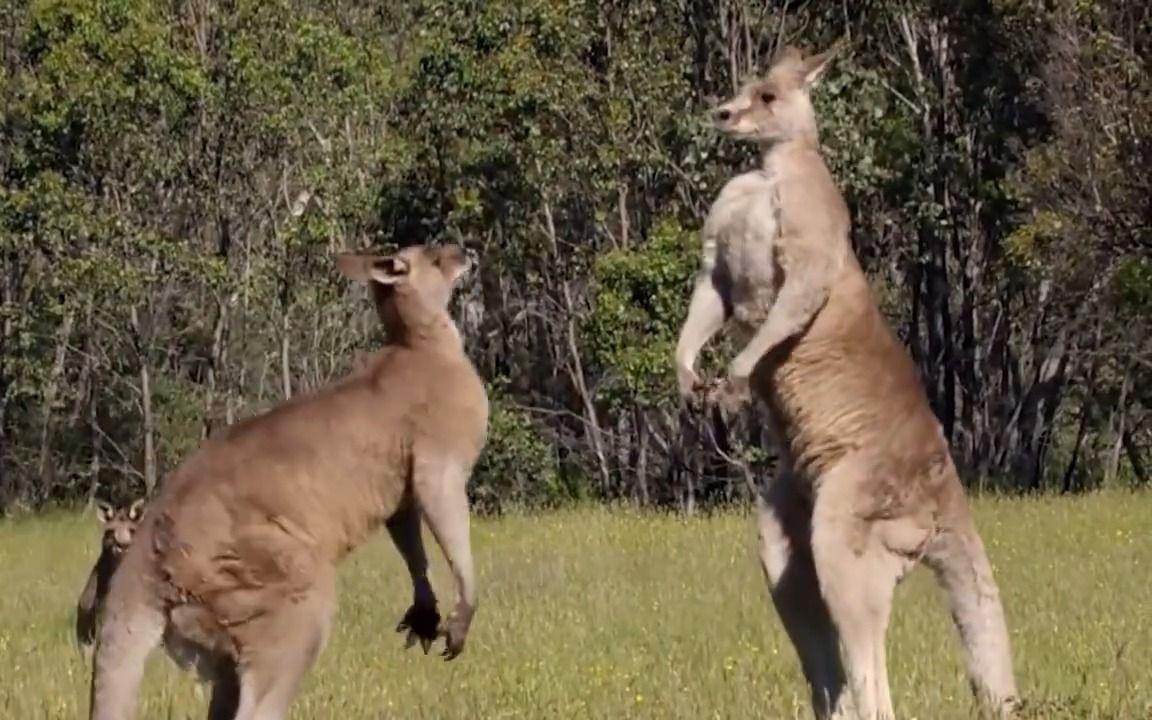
[88,243,488,720]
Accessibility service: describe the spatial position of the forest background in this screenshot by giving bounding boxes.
[1,0,1149,514]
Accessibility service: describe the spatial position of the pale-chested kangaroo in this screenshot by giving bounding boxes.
[88,243,489,720]
[75,499,146,660]
[675,44,1017,719]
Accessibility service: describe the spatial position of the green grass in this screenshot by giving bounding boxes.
[1,491,1150,719]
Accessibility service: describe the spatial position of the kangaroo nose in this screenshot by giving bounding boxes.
[713,108,732,123]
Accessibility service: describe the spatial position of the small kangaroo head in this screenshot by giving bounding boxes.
[710,42,841,145]
[335,243,477,331]
[95,498,145,554]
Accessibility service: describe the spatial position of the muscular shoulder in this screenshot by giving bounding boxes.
[776,152,849,242]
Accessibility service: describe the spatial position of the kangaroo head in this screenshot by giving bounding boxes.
[710,41,841,145]
[95,498,145,554]
[335,243,476,333]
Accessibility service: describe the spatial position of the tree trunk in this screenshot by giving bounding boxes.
[1103,370,1130,486]
[204,296,230,438]
[130,304,158,494]
[634,406,650,505]
[281,311,293,400]
[35,309,75,497]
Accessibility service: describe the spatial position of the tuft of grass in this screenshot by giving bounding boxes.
[1,491,1149,719]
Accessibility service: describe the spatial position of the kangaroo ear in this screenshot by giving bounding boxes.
[770,44,804,69]
[128,498,146,522]
[429,244,475,284]
[95,501,113,524]
[801,39,845,88]
[351,349,378,371]
[334,253,410,285]
[367,255,411,285]
[334,253,376,283]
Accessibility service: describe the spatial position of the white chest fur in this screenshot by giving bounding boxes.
[702,168,782,333]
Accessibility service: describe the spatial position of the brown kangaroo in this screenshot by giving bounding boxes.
[75,499,146,660]
[675,44,1017,719]
[87,243,489,720]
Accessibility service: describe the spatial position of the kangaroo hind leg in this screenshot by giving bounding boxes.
[756,471,845,719]
[811,488,921,720]
[205,658,240,720]
[230,569,337,720]
[88,587,165,720]
[923,504,1018,718]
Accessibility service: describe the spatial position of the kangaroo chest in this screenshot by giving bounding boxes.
[704,169,782,334]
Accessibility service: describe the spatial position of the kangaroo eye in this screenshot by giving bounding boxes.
[760,92,776,104]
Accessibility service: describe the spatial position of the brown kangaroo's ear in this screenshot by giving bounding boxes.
[367,255,411,285]
[95,501,114,524]
[334,253,410,285]
[128,498,145,522]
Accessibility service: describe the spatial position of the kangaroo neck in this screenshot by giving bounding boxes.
[380,289,460,349]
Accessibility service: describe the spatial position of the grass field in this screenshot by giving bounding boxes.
[1,491,1149,719]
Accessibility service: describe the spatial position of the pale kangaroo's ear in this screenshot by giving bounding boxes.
[95,501,113,524]
[802,39,844,88]
[351,349,377,371]
[128,498,146,521]
[334,253,381,283]
[429,244,474,284]
[770,44,804,69]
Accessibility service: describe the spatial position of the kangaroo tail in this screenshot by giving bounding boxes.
[88,581,165,720]
[925,517,1019,717]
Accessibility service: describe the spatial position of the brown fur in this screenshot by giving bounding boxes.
[87,243,489,720]
[676,44,1018,719]
[75,499,146,659]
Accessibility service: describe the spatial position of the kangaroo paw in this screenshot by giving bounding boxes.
[395,603,440,654]
[437,608,474,661]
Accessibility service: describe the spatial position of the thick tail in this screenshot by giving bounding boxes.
[925,519,1019,717]
[88,585,165,720]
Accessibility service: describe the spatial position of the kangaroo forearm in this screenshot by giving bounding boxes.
[732,267,829,372]
[385,504,435,605]
[675,275,728,369]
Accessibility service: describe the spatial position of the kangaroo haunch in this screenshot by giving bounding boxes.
[87,243,489,720]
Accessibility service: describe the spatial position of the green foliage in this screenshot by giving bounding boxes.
[814,61,916,200]
[585,218,697,409]
[471,388,563,514]
[1110,257,1152,319]
[1004,209,1067,271]
[1,0,1150,509]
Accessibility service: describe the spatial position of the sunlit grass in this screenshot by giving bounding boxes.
[1,491,1149,718]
